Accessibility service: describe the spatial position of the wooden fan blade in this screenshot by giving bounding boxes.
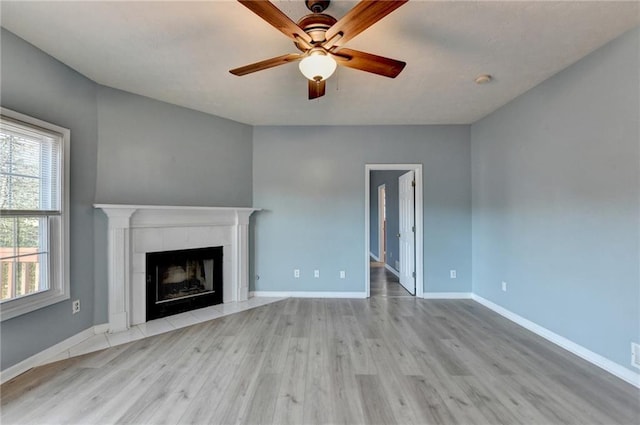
[238,0,313,45]
[324,0,408,49]
[308,79,326,99]
[331,48,405,78]
[230,53,303,76]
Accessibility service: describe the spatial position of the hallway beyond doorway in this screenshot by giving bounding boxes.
[370,260,412,297]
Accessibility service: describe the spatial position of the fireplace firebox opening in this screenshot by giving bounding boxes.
[146,246,223,321]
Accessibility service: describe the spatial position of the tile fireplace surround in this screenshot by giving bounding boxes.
[94,204,260,333]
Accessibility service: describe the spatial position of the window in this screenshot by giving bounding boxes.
[0,108,69,320]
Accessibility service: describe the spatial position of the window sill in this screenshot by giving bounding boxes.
[0,289,69,321]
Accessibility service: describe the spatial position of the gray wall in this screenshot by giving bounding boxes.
[1,29,99,370]
[252,125,472,294]
[95,86,253,207]
[471,27,639,372]
[370,170,404,270]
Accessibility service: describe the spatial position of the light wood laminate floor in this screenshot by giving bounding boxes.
[2,298,638,424]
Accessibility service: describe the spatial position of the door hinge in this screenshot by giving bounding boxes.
[411,180,416,187]
[412,226,415,232]
[412,271,416,278]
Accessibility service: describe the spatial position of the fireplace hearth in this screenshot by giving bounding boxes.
[146,246,223,320]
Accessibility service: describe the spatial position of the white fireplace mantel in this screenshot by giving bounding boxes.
[94,204,260,333]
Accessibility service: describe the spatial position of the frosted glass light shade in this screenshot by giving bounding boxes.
[299,52,337,81]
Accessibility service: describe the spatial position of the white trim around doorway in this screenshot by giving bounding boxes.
[365,164,423,298]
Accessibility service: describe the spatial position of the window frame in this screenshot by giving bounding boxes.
[0,107,70,321]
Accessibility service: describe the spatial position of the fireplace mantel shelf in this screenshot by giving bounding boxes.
[95,204,262,229]
[94,204,261,333]
[94,204,261,213]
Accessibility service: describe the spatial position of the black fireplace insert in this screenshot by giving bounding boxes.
[146,246,223,320]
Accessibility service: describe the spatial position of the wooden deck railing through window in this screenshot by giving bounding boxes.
[0,247,40,300]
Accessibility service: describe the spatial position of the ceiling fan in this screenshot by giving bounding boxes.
[229,0,407,100]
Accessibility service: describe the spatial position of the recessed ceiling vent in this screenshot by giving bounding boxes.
[474,74,492,84]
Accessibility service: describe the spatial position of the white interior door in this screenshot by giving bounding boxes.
[398,170,415,295]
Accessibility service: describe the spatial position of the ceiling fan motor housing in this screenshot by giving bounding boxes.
[296,13,337,47]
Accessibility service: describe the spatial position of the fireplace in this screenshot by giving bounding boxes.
[146,246,223,320]
[94,204,259,332]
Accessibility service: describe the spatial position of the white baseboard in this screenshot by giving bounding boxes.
[384,263,401,278]
[472,294,640,388]
[1,324,107,384]
[369,252,380,262]
[251,291,367,299]
[423,292,472,299]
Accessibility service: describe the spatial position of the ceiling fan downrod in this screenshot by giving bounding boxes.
[305,0,330,14]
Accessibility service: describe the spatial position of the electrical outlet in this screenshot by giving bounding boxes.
[339,270,346,279]
[450,270,456,279]
[72,299,80,314]
[632,343,640,369]
[294,269,300,278]
[502,281,507,292]
[314,270,320,278]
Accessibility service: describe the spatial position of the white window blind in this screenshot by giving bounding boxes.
[1,118,61,213]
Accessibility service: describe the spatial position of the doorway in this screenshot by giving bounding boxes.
[365,164,423,298]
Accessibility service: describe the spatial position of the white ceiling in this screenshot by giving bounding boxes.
[1,1,638,126]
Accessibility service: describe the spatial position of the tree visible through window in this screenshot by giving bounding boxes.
[0,109,68,319]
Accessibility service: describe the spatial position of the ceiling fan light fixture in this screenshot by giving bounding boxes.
[299,50,337,82]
